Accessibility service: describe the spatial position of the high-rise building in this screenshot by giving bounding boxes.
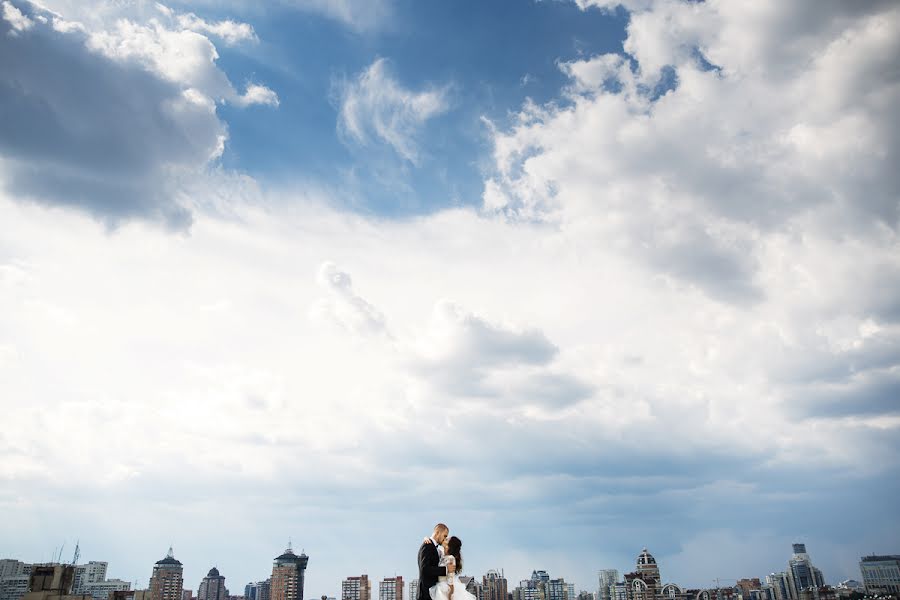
[567,585,575,600]
[199,570,228,600]
[149,548,184,600]
[598,570,618,600]
[0,560,32,600]
[408,581,417,600]
[482,571,507,600]
[859,555,900,594]
[379,578,402,600]
[183,590,193,600]
[270,547,308,600]
[74,564,109,595]
[342,577,370,600]
[766,574,789,600]
[785,544,824,600]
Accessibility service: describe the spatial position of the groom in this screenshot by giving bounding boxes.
[417,523,455,600]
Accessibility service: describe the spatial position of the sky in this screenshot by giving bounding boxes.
[1,0,899,597]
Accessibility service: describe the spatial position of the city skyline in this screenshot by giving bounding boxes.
[1,541,892,600]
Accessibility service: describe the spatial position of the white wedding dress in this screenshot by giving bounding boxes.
[430,556,476,600]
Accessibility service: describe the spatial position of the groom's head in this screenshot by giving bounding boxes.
[432,523,449,543]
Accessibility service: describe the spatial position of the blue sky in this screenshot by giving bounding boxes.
[1,0,899,598]
[211,0,627,215]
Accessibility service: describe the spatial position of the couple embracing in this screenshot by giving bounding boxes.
[417,523,476,600]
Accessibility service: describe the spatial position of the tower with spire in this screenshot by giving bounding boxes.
[149,548,184,600]
[270,543,309,600]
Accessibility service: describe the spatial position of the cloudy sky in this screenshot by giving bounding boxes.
[1,0,899,596]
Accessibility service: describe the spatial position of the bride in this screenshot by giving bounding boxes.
[429,536,476,600]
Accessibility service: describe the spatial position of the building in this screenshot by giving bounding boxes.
[271,548,308,600]
[598,572,618,600]
[183,591,193,600]
[20,565,99,600]
[577,592,594,600]
[82,580,130,600]
[736,580,761,600]
[859,555,900,595]
[379,578,402,600]
[199,569,228,600]
[342,577,370,600]
[73,565,109,595]
[548,580,568,600]
[149,548,184,600]
[408,582,417,600]
[458,578,480,598]
[1,560,33,600]
[246,581,270,600]
[624,550,662,600]
[482,571,508,600]
[785,545,824,600]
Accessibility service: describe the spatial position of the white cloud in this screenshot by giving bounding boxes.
[336,58,450,164]
[2,0,33,32]
[165,5,258,45]
[0,0,276,227]
[234,82,280,107]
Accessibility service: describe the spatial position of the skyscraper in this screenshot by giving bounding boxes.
[379,578,402,600]
[409,581,418,600]
[342,577,371,600]
[270,546,308,600]
[598,570,619,600]
[785,544,824,600]
[198,569,228,600]
[149,548,184,600]
[482,571,508,600]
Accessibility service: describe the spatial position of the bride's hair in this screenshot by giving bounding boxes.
[448,536,463,573]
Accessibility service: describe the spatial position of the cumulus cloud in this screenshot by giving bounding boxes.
[2,0,33,33]
[485,0,900,297]
[156,3,258,45]
[336,58,450,164]
[0,1,276,228]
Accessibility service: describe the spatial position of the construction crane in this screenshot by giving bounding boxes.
[71,541,81,566]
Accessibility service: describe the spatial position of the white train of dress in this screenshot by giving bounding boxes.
[429,556,476,600]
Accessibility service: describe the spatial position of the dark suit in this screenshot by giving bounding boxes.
[417,540,447,600]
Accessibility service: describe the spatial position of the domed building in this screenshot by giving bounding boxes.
[199,567,229,600]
